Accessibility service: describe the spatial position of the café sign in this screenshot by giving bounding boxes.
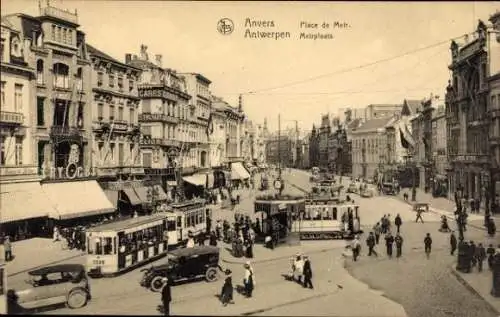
[139,87,178,101]
[42,162,97,180]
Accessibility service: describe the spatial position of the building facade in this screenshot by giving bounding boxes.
[265,135,292,167]
[351,116,395,180]
[309,125,319,168]
[365,104,402,120]
[446,21,492,202]
[209,96,228,168]
[253,119,268,165]
[318,114,331,170]
[487,12,500,201]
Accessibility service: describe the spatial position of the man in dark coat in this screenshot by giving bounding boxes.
[161,277,172,316]
[470,241,477,267]
[220,269,234,306]
[450,231,457,255]
[394,233,403,258]
[476,243,486,272]
[385,232,394,258]
[366,232,378,257]
[394,214,402,233]
[209,231,218,246]
[424,233,432,259]
[487,244,496,270]
[302,256,313,289]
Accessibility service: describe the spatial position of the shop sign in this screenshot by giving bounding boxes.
[139,88,178,101]
[0,166,38,176]
[42,163,97,180]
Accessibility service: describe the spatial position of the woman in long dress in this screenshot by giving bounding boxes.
[220,269,234,306]
[243,262,255,298]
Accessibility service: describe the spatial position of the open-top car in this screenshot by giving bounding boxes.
[11,264,91,312]
[140,246,221,292]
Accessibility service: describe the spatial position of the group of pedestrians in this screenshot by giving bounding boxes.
[286,253,313,289]
[219,261,256,307]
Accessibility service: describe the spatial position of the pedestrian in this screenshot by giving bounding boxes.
[374,223,381,245]
[220,269,234,306]
[53,226,60,242]
[216,220,222,240]
[476,243,486,272]
[302,255,313,289]
[395,233,403,258]
[381,215,387,234]
[197,233,205,246]
[450,231,457,256]
[351,235,361,262]
[386,214,392,233]
[394,214,402,233]
[470,241,477,267]
[487,244,496,270]
[209,231,218,246]
[245,239,254,258]
[366,232,378,257]
[415,208,424,223]
[293,254,304,283]
[385,232,394,258]
[161,277,172,316]
[424,233,432,259]
[4,236,12,262]
[243,261,255,298]
[186,234,195,248]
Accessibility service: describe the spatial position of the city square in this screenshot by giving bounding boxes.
[1,1,500,316]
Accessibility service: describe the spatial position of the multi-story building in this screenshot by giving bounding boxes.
[265,135,293,167]
[308,125,319,168]
[86,44,157,213]
[2,4,115,238]
[209,96,228,168]
[301,136,310,169]
[126,46,191,198]
[351,116,396,180]
[446,20,492,202]
[178,72,212,170]
[431,105,448,195]
[241,119,255,164]
[487,12,500,202]
[253,118,268,166]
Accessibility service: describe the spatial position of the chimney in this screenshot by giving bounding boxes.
[125,54,132,64]
[155,54,163,67]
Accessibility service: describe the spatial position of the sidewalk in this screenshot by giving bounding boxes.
[3,238,85,277]
[450,266,500,314]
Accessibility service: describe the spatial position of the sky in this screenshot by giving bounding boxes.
[2,0,500,132]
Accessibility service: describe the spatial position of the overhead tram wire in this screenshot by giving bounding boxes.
[244,32,474,95]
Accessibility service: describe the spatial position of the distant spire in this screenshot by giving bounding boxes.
[238,94,243,112]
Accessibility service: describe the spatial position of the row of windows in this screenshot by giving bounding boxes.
[97,103,135,122]
[0,82,23,112]
[97,72,135,92]
[185,209,206,228]
[51,24,73,45]
[96,142,139,165]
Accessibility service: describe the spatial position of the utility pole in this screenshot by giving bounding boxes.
[278,113,281,178]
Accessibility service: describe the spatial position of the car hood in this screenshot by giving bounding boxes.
[151,263,173,272]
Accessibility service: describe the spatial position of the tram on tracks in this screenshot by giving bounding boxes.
[85,199,209,277]
[291,194,362,240]
[0,260,5,314]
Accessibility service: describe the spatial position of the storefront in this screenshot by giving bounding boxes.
[230,162,251,187]
[0,181,56,240]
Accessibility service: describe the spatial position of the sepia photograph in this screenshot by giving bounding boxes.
[0,0,500,316]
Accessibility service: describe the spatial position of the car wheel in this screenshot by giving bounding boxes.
[205,267,218,282]
[67,289,88,309]
[150,276,166,292]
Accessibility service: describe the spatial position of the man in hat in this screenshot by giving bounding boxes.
[243,261,255,298]
[302,255,313,289]
[4,236,12,261]
[221,269,234,306]
[161,277,172,316]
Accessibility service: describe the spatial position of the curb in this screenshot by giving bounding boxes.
[449,266,500,315]
[7,252,85,277]
[221,247,331,265]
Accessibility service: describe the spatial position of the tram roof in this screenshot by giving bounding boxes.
[169,198,206,209]
[86,213,171,232]
[169,246,219,257]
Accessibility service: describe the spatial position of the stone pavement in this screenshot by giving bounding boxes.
[450,266,500,314]
[2,238,84,277]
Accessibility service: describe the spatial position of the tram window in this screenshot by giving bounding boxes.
[177,216,182,228]
[323,208,331,220]
[94,238,103,255]
[87,238,94,254]
[167,220,176,231]
[314,208,322,220]
[113,237,117,255]
[103,237,113,255]
[332,208,338,220]
[0,268,4,296]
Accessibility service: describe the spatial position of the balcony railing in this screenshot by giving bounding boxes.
[42,6,78,24]
[0,111,24,125]
[0,165,38,177]
[50,126,82,137]
[138,113,179,124]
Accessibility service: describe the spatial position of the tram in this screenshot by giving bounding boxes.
[85,213,176,277]
[291,195,361,240]
[0,261,5,314]
[169,198,208,242]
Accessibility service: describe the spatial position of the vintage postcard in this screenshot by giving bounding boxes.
[1,0,500,316]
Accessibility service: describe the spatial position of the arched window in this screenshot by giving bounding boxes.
[53,63,69,89]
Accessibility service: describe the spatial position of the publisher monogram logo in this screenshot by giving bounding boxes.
[217,18,234,35]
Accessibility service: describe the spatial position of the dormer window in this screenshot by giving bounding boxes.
[11,37,22,57]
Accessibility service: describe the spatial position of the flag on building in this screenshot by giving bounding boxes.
[206,112,214,136]
[398,121,416,149]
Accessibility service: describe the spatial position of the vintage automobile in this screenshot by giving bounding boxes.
[11,264,91,312]
[346,183,358,194]
[360,188,374,198]
[140,246,221,292]
[382,183,397,195]
[413,202,430,213]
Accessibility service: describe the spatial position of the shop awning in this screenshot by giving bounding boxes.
[122,187,142,206]
[104,190,119,208]
[153,185,168,201]
[231,162,251,180]
[133,186,151,204]
[0,181,56,223]
[42,180,115,220]
[183,174,207,186]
